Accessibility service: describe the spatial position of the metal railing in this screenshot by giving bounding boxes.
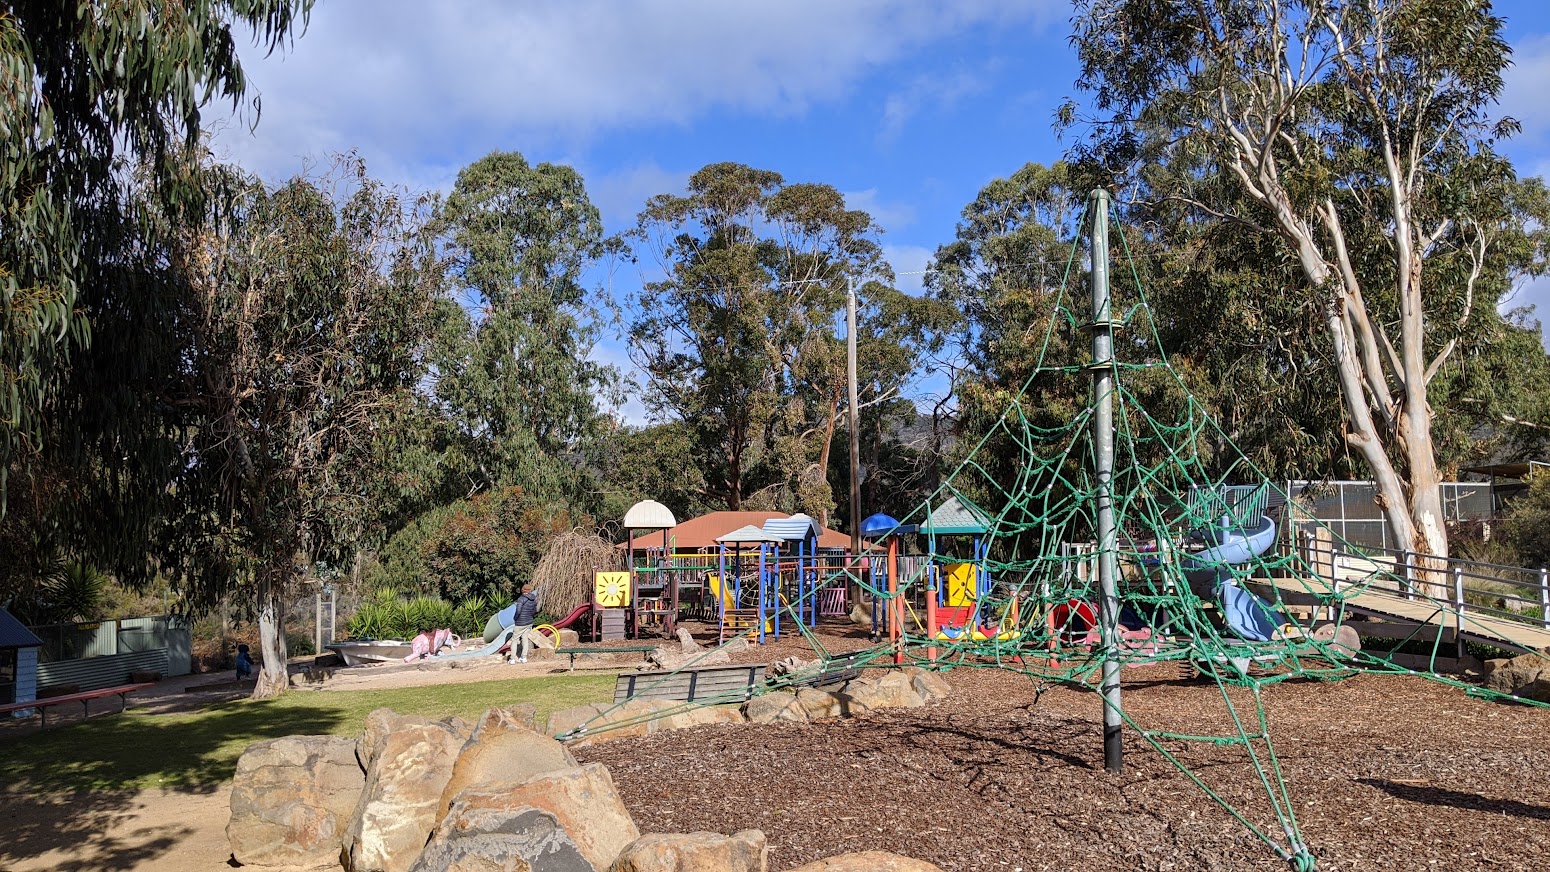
[1296,532,1550,631]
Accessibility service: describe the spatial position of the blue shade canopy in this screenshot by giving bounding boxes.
[860,513,902,538]
[0,608,43,649]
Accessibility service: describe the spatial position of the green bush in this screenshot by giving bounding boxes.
[345,589,490,640]
[1501,473,1550,569]
[366,486,576,606]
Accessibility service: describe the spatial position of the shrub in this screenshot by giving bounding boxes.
[345,589,490,640]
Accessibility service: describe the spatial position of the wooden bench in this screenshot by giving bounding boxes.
[614,663,766,704]
[0,682,157,729]
[560,645,658,671]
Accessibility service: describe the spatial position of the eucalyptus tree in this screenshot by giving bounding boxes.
[431,151,615,503]
[630,162,890,514]
[0,1,312,502]
[165,158,440,698]
[1067,0,1536,558]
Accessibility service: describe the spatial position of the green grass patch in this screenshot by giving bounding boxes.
[0,674,612,794]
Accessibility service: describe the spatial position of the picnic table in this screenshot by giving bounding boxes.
[0,682,157,729]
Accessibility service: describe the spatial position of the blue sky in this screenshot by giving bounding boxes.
[214,0,1550,422]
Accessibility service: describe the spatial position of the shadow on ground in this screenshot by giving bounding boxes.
[0,702,345,869]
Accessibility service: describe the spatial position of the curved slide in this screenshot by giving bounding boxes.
[1181,515,1285,642]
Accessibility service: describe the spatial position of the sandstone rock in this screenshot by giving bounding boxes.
[443,764,638,871]
[767,656,816,678]
[345,713,469,872]
[743,692,807,724]
[785,851,943,871]
[900,667,951,702]
[1484,652,1548,697]
[655,704,745,731]
[228,735,365,869]
[609,830,767,872]
[721,636,751,655]
[412,806,591,872]
[472,703,541,735]
[794,687,843,720]
[848,602,874,626]
[842,674,925,712]
[435,708,578,822]
[677,627,703,652]
[548,703,613,740]
[558,628,581,649]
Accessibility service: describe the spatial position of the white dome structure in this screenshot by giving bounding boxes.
[622,499,677,531]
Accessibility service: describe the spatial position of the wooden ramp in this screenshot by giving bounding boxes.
[1253,574,1550,653]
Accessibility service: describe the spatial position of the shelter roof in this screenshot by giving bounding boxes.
[716,524,781,543]
[1462,461,1548,479]
[924,494,991,535]
[0,608,42,649]
[617,510,851,551]
[762,513,820,542]
[622,499,677,530]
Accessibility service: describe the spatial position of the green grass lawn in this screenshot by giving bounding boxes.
[0,674,613,794]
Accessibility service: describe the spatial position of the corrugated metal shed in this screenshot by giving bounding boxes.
[925,494,991,535]
[761,513,820,542]
[0,608,42,649]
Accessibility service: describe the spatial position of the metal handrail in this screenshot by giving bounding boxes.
[1295,533,1550,630]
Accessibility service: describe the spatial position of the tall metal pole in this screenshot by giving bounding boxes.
[847,277,862,556]
[1088,189,1124,773]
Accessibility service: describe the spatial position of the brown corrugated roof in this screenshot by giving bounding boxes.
[619,510,852,551]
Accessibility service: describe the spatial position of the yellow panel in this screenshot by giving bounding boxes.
[945,562,978,607]
[594,571,631,608]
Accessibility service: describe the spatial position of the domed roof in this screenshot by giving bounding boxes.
[622,499,677,530]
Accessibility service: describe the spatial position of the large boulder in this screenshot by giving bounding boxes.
[1484,653,1549,699]
[743,692,807,724]
[435,706,577,822]
[786,851,943,871]
[228,735,365,869]
[412,806,592,872]
[900,666,951,702]
[609,830,767,872]
[655,704,745,731]
[841,675,925,713]
[794,687,843,720]
[558,628,581,649]
[443,764,639,871]
[345,712,469,872]
[548,702,614,740]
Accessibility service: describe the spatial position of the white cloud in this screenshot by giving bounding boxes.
[885,243,937,296]
[586,161,692,230]
[1503,34,1550,145]
[843,187,917,232]
[878,66,991,143]
[215,0,1061,182]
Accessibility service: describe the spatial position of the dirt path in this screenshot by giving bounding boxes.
[1,786,233,871]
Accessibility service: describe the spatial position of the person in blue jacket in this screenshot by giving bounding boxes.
[235,643,254,680]
[508,584,538,663]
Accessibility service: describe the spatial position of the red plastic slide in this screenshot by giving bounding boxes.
[542,602,593,634]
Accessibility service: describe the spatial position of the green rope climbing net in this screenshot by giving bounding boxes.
[565,198,1549,870]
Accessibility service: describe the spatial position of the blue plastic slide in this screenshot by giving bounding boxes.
[1181,515,1285,642]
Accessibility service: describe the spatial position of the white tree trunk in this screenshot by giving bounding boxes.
[252,575,290,699]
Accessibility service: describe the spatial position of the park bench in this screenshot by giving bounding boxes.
[614,663,766,703]
[0,681,157,729]
[559,644,658,671]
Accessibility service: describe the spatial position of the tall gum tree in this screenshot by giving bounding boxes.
[431,151,615,502]
[167,158,440,698]
[630,163,889,514]
[1068,0,1532,558]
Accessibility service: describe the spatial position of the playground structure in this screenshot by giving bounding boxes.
[558,189,1550,871]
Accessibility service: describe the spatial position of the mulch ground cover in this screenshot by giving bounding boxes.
[578,629,1550,871]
